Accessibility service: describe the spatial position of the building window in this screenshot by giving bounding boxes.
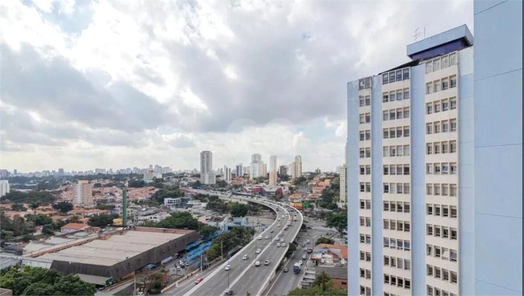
[442,99,449,111]
[450,184,457,196]
[360,166,365,175]
[450,53,457,65]
[383,93,389,103]
[365,130,371,140]
[396,70,402,81]
[403,68,409,80]
[450,75,457,88]
[404,89,410,100]
[427,144,433,155]
[451,228,457,240]
[435,101,441,113]
[384,183,390,193]
[360,131,365,141]
[427,184,433,195]
[451,163,458,174]
[451,97,457,110]
[442,141,449,154]
[450,119,457,132]
[360,183,365,192]
[434,163,441,175]
[390,110,396,120]
[403,107,410,118]
[450,249,458,262]
[451,271,458,284]
[450,141,457,153]
[434,80,441,92]
[365,96,371,106]
[366,148,371,158]
[384,219,389,229]
[426,62,433,74]
[360,96,365,107]
[434,122,441,134]
[442,184,449,196]
[396,127,403,138]
[435,184,441,196]
[451,206,457,218]
[427,224,433,235]
[396,108,403,119]
[434,142,441,154]
[442,55,449,68]
[426,83,433,94]
[383,165,389,175]
[360,148,365,158]
[366,183,371,193]
[434,58,440,71]
[427,164,433,174]
[383,74,389,85]
[427,103,433,114]
[365,113,371,123]
[366,165,371,175]
[404,145,410,156]
[390,92,396,102]
[442,163,449,175]
[384,201,389,211]
[404,126,410,137]
[359,114,365,124]
[427,123,433,134]
[389,71,395,83]
[442,78,449,90]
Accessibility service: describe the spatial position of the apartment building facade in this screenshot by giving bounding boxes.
[347,25,474,296]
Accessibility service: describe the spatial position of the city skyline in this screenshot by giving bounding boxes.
[0,0,473,173]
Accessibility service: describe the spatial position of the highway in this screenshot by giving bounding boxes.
[178,191,303,296]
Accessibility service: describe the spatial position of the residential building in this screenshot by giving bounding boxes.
[0,180,10,197]
[236,163,243,177]
[473,1,522,295]
[269,155,278,186]
[347,25,474,296]
[164,198,181,207]
[74,180,93,206]
[294,155,303,178]
[339,164,347,204]
[279,165,288,176]
[224,166,232,182]
[61,223,88,233]
[289,162,296,179]
[200,151,216,185]
[250,153,263,179]
[0,170,8,178]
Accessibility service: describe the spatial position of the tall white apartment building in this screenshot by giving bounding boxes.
[347,25,475,296]
[339,164,347,204]
[294,155,303,178]
[224,166,232,182]
[0,180,10,197]
[269,155,278,186]
[75,180,93,206]
[250,153,264,179]
[289,162,296,179]
[200,151,216,185]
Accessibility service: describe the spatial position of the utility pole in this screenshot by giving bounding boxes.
[200,244,203,273]
[221,240,224,261]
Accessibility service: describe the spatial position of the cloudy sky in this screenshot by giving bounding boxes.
[0,0,473,173]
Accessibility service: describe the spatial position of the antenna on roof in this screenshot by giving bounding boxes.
[414,27,426,41]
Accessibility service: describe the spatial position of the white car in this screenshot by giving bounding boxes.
[225,264,231,271]
[280,238,284,242]
[243,255,248,260]
[276,243,280,248]
[258,236,262,240]
[265,235,269,240]
[254,261,261,267]
[264,260,270,266]
[256,249,261,254]
[298,261,303,266]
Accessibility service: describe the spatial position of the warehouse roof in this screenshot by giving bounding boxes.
[39,231,183,266]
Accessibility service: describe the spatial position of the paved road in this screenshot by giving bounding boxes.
[180,192,303,296]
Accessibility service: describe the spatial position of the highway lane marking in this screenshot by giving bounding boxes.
[182,194,281,296]
[222,204,293,296]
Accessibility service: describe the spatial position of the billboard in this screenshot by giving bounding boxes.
[290,202,303,209]
[302,203,310,209]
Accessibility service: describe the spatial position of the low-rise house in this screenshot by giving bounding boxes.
[60,223,88,233]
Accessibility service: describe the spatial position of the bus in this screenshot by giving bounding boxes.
[293,262,301,274]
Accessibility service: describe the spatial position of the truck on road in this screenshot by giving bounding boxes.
[293,262,301,274]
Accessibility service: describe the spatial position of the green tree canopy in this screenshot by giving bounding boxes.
[315,236,335,245]
[0,266,96,296]
[1,190,56,205]
[229,202,249,217]
[88,213,119,227]
[326,212,347,235]
[25,214,53,226]
[155,212,200,230]
[11,204,26,211]
[128,180,146,188]
[52,201,73,214]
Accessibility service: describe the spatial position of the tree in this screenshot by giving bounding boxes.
[199,225,218,238]
[11,204,26,211]
[88,213,118,227]
[66,216,82,223]
[29,201,40,210]
[52,201,73,214]
[155,212,200,230]
[192,180,201,189]
[25,214,53,226]
[216,180,228,188]
[229,202,249,217]
[315,236,335,245]
[326,212,347,235]
[128,179,146,188]
[312,271,331,291]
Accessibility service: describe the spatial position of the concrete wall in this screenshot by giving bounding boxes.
[474,0,522,295]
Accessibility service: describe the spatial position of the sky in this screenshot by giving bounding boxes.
[0,0,473,173]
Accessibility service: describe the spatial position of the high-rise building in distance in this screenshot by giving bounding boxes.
[347,25,474,296]
[269,155,278,186]
[294,155,302,178]
[236,163,243,177]
[289,162,296,179]
[278,165,288,176]
[74,180,93,206]
[200,151,216,185]
[339,164,347,204]
[224,166,232,182]
[250,153,263,179]
[0,180,10,198]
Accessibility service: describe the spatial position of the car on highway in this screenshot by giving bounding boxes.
[306,239,310,244]
[256,248,261,254]
[254,261,261,267]
[224,288,233,295]
[270,230,274,233]
[225,264,231,271]
[243,255,248,260]
[284,227,288,231]
[280,238,284,242]
[264,260,270,266]
[283,267,289,273]
[258,236,262,240]
[302,254,307,260]
[277,224,281,227]
[195,277,204,285]
[265,235,269,240]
